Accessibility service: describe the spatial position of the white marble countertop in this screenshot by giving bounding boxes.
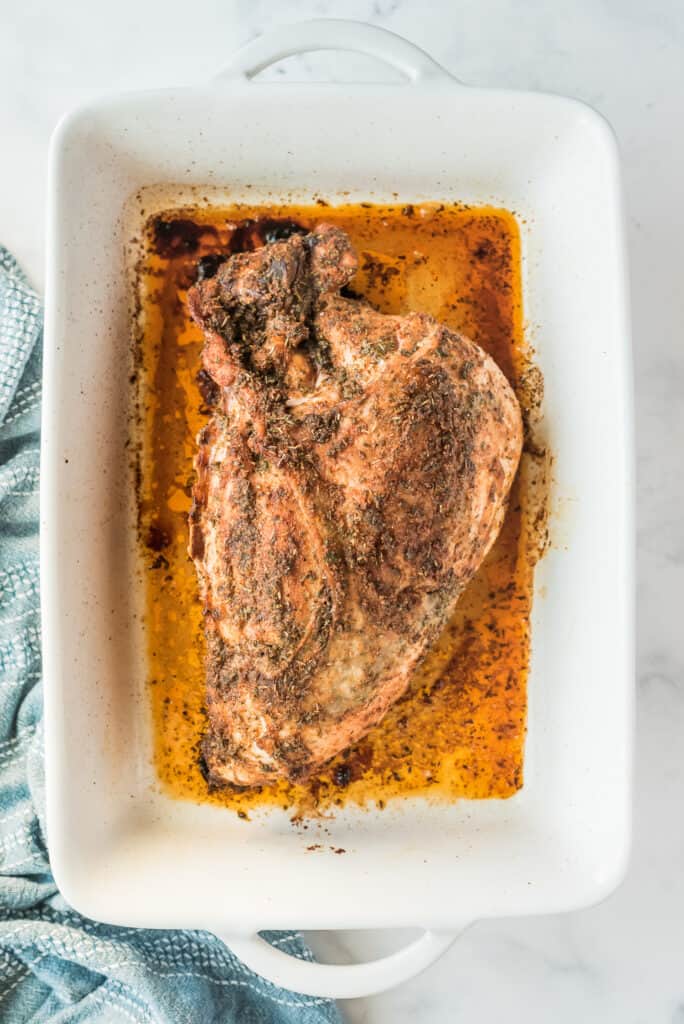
[2,0,682,1020]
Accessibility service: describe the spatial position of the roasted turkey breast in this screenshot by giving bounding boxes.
[187,224,522,787]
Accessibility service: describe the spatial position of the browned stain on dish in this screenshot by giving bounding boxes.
[134,201,541,815]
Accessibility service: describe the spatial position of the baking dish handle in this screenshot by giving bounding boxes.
[220,927,461,999]
[214,19,454,84]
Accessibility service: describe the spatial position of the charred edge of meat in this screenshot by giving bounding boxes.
[199,735,254,792]
[196,253,225,281]
[231,218,308,253]
[197,747,213,785]
[196,368,220,406]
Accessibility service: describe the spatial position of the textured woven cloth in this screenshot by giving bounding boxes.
[0,247,341,1023]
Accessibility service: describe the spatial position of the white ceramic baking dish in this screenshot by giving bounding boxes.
[42,20,634,999]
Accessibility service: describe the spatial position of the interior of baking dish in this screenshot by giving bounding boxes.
[43,82,632,932]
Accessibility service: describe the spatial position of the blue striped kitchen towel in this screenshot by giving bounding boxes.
[0,246,342,1023]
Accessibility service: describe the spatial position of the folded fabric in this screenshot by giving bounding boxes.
[0,245,342,1024]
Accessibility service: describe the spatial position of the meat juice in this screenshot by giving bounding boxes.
[135,202,540,815]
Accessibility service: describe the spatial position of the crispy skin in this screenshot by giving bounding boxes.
[187,225,523,787]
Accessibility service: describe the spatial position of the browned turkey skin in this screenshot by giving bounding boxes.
[187,224,523,788]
